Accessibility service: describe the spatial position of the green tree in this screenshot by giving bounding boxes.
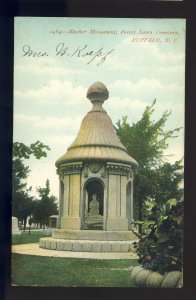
[13,141,50,193]
[115,100,183,224]
[12,190,34,231]
[34,179,58,228]
[12,141,50,229]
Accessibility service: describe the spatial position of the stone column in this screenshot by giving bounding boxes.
[106,163,132,231]
[107,173,129,231]
[103,185,107,230]
[61,174,81,230]
[120,175,127,219]
[130,179,134,230]
[57,179,64,228]
[63,175,70,217]
[60,163,82,230]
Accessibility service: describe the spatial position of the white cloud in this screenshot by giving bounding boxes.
[107,79,184,104]
[107,38,185,80]
[110,78,183,92]
[34,116,83,130]
[160,64,184,74]
[109,97,148,110]
[14,79,87,106]
[44,134,76,153]
[164,141,184,164]
[14,114,41,123]
[15,56,90,78]
[14,112,82,131]
[27,162,59,198]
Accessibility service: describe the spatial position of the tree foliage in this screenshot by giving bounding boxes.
[116,100,181,167]
[12,190,34,231]
[12,141,50,228]
[115,100,183,220]
[13,141,50,193]
[32,179,58,228]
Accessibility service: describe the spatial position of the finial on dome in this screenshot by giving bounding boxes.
[87,82,109,103]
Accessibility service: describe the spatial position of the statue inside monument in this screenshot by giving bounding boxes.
[89,194,99,216]
[85,193,103,230]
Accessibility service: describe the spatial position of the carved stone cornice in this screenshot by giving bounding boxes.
[58,162,83,176]
[88,162,103,173]
[83,162,106,179]
[106,162,132,177]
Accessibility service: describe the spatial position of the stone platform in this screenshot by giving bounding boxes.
[12,243,138,259]
[52,229,137,241]
[39,230,138,253]
[39,237,137,252]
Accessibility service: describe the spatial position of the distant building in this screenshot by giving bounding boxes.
[49,215,58,228]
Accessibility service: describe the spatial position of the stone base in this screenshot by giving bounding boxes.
[39,237,137,253]
[39,229,138,253]
[61,217,81,230]
[52,229,137,241]
[107,218,129,231]
[84,215,103,230]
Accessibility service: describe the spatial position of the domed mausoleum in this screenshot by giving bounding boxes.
[40,82,138,252]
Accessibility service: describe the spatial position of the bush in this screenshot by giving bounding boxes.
[133,199,183,275]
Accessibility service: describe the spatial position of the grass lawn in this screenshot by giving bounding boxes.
[11,254,139,287]
[12,230,51,245]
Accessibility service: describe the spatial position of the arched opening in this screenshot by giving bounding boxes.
[83,178,104,230]
[86,180,104,215]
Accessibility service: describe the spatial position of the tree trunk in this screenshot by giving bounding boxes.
[23,218,27,232]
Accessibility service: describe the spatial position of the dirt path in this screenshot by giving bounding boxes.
[12,243,138,259]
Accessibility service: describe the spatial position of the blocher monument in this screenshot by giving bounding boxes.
[40,82,138,252]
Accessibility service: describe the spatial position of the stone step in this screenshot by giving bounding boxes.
[84,223,103,230]
[52,229,138,241]
[39,238,138,253]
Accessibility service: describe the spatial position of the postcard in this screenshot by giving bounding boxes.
[12,17,185,287]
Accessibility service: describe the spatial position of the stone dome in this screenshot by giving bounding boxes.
[56,82,138,168]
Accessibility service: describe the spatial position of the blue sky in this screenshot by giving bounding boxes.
[14,17,185,198]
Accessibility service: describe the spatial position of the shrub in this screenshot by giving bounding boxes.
[133,199,183,275]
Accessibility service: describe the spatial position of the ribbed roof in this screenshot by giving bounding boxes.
[56,82,138,168]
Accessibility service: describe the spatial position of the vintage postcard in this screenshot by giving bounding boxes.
[12,17,185,287]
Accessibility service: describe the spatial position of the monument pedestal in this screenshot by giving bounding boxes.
[84,214,103,230]
[106,218,129,231]
[39,229,138,253]
[61,217,81,230]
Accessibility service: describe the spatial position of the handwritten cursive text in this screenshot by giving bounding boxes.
[56,43,115,66]
[22,45,49,57]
